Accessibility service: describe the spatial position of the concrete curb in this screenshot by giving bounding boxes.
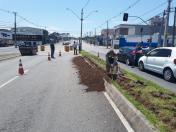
[0,54,20,61]
[104,79,158,132]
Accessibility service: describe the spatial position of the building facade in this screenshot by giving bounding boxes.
[11,27,49,45]
[0,29,13,46]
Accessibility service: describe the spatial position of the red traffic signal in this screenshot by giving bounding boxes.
[123,13,128,21]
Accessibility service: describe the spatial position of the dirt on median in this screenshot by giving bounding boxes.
[73,53,176,132]
[73,56,106,92]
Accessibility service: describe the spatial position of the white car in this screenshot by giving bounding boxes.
[138,47,176,82]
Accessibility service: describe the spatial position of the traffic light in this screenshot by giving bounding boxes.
[123,13,128,21]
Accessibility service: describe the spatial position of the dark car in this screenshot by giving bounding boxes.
[19,42,38,56]
[117,46,144,66]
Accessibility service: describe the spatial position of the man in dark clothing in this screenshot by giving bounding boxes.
[106,49,116,73]
[106,49,118,80]
[50,39,55,58]
[73,41,78,55]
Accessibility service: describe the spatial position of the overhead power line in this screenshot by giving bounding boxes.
[137,11,163,25]
[0,8,13,14]
[17,14,41,27]
[95,0,142,30]
[0,8,45,29]
[131,1,167,22]
[83,0,90,9]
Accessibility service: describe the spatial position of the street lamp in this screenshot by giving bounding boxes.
[66,0,98,52]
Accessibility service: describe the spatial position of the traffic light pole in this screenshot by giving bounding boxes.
[106,20,109,49]
[94,28,97,45]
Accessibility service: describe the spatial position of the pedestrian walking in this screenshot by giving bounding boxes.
[73,41,78,55]
[50,39,55,58]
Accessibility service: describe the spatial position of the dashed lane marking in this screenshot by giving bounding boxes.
[104,92,135,132]
[0,76,19,89]
[0,69,29,89]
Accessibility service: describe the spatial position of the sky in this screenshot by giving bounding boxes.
[0,0,176,36]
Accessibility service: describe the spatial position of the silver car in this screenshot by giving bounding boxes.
[138,47,176,82]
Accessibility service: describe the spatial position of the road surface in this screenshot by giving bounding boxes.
[0,46,20,61]
[0,43,128,132]
[0,46,20,55]
[82,42,176,93]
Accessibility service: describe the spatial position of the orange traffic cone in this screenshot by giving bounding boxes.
[59,50,61,57]
[48,52,51,61]
[18,59,24,75]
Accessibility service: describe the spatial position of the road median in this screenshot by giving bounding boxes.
[81,50,176,132]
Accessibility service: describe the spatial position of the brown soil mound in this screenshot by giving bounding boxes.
[73,56,105,92]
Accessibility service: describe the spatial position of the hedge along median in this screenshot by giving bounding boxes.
[81,50,176,132]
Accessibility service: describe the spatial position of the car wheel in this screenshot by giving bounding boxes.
[126,58,130,66]
[163,68,175,82]
[139,61,145,71]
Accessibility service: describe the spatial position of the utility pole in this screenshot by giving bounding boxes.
[13,12,17,48]
[140,27,143,43]
[158,10,165,47]
[94,28,96,45]
[163,0,172,47]
[172,7,176,47]
[94,28,96,37]
[80,8,83,52]
[106,20,109,48]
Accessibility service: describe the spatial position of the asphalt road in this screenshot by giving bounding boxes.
[0,46,20,55]
[82,42,176,93]
[0,43,128,132]
[0,46,20,61]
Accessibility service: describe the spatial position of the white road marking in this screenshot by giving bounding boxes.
[104,92,134,132]
[0,76,19,89]
[0,69,29,89]
[24,69,29,74]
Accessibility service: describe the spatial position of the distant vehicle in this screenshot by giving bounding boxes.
[0,39,14,47]
[117,46,144,66]
[138,47,176,82]
[19,41,38,56]
[63,41,70,45]
[16,41,25,47]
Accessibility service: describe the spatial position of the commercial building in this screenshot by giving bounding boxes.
[0,29,13,46]
[11,27,49,45]
[100,15,175,46]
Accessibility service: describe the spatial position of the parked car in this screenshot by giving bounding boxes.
[117,46,144,66]
[138,47,176,82]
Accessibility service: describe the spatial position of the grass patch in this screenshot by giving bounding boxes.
[81,50,176,132]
